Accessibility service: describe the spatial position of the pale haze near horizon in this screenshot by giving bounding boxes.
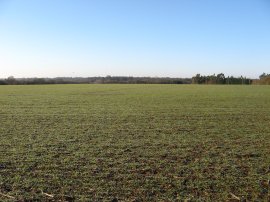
[0,0,270,79]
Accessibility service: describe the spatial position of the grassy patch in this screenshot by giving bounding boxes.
[0,84,269,201]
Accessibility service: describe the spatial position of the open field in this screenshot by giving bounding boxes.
[0,84,269,201]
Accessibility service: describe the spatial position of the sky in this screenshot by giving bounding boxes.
[0,0,270,78]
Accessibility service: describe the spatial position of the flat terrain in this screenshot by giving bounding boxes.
[0,84,269,201]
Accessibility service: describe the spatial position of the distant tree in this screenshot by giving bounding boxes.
[216,73,225,84]
[0,79,7,85]
[256,73,270,84]
[259,73,270,79]
[6,76,16,85]
[192,74,201,84]
[260,73,266,79]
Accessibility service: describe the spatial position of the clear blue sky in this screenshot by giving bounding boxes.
[0,0,270,78]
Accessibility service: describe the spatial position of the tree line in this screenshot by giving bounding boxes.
[252,73,270,85]
[192,73,253,84]
[1,73,269,85]
[0,76,191,85]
